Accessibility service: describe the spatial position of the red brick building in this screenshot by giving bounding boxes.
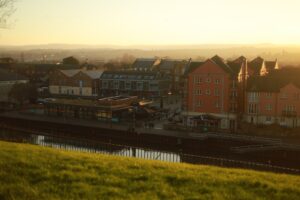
[245,68,300,128]
[183,56,239,131]
[183,55,281,131]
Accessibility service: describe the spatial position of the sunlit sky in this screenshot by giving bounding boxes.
[0,0,300,46]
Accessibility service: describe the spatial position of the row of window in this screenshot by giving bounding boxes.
[194,100,237,112]
[102,81,159,90]
[249,92,300,101]
[194,88,219,96]
[265,104,296,112]
[249,103,297,113]
[195,100,220,108]
[280,93,300,100]
[194,89,238,98]
[194,76,221,84]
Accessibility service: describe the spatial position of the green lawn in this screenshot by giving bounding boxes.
[0,141,299,200]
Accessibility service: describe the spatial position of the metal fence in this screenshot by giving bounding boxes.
[0,129,299,175]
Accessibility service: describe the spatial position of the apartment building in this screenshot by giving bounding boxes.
[99,70,171,98]
[183,55,280,131]
[245,68,300,128]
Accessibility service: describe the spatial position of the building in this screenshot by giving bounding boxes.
[248,56,279,76]
[227,56,249,115]
[49,69,103,98]
[99,70,171,98]
[182,55,281,131]
[183,55,238,130]
[244,68,300,128]
[1,63,81,83]
[0,69,29,109]
[156,59,188,93]
[44,96,138,123]
[131,58,161,71]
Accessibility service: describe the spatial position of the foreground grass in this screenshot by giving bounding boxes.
[0,141,299,200]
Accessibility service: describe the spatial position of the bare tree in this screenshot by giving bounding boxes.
[0,0,15,28]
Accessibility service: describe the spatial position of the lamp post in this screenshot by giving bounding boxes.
[160,91,172,110]
[128,107,136,132]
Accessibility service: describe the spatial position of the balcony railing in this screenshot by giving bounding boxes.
[282,110,297,117]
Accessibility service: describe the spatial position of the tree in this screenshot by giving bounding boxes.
[62,56,80,66]
[0,0,15,28]
[9,82,38,105]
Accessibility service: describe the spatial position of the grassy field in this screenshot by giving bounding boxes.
[0,141,300,200]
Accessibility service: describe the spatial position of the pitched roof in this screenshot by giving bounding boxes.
[84,70,104,79]
[227,56,247,75]
[247,76,282,92]
[60,69,81,77]
[233,56,246,63]
[247,67,300,92]
[248,56,264,75]
[132,58,159,70]
[0,69,28,82]
[210,55,234,74]
[158,59,178,70]
[265,61,277,72]
[184,61,204,76]
[157,59,185,71]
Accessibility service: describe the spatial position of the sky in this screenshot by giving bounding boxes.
[0,0,300,46]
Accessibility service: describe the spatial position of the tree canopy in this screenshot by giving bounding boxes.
[9,83,38,105]
[0,0,15,28]
[62,56,80,66]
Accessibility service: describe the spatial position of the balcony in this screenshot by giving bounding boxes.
[282,110,297,117]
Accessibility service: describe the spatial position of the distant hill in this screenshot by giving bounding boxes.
[1,43,300,65]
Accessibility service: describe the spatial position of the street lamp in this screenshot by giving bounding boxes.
[128,107,136,132]
[160,91,172,110]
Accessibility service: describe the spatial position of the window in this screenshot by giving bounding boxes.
[102,81,108,89]
[232,80,236,88]
[193,76,197,84]
[206,78,211,83]
[266,104,272,111]
[114,81,119,89]
[214,88,219,96]
[195,89,202,95]
[197,100,202,107]
[230,103,237,112]
[231,91,237,98]
[206,89,211,95]
[266,116,271,122]
[215,79,220,84]
[199,78,202,83]
[137,82,143,90]
[285,105,295,112]
[266,92,272,98]
[248,103,258,114]
[79,80,83,87]
[125,81,131,90]
[215,101,220,108]
[281,93,288,99]
[194,76,202,84]
[248,92,259,102]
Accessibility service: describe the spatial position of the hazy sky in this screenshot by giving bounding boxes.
[0,0,299,46]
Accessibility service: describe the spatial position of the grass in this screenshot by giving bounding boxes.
[0,141,300,200]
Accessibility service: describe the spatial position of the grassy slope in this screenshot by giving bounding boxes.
[0,141,299,200]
